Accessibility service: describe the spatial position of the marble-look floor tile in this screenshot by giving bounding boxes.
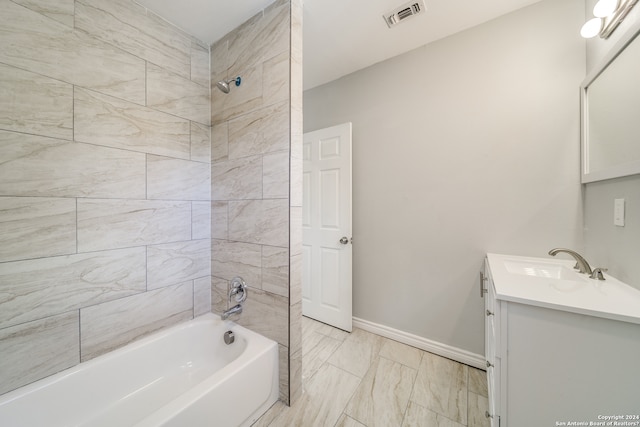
[75,0,191,79]
[0,247,146,329]
[0,196,75,263]
[0,62,72,139]
[147,239,211,290]
[80,281,193,361]
[345,356,417,427]
[269,363,361,427]
[402,401,465,427]
[303,315,350,342]
[251,401,287,427]
[301,330,342,381]
[74,87,190,160]
[336,414,367,427]
[327,328,387,378]
[468,392,490,427]
[146,155,210,201]
[77,199,191,252]
[410,352,468,425]
[0,130,146,199]
[147,63,210,125]
[379,339,424,370]
[468,368,488,398]
[0,311,79,395]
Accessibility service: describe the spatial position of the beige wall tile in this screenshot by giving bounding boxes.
[235,287,288,346]
[290,206,303,256]
[0,63,72,139]
[75,0,191,78]
[263,150,290,199]
[0,247,146,329]
[212,155,262,200]
[263,51,290,105]
[77,199,191,252]
[262,245,288,297]
[74,88,190,160]
[147,63,210,125]
[228,199,289,247]
[278,343,289,402]
[211,239,262,285]
[191,40,210,87]
[146,155,210,201]
[210,38,228,78]
[80,281,193,361]
[11,0,74,27]
[0,130,146,198]
[211,121,229,163]
[191,121,211,163]
[192,201,211,240]
[211,62,264,124]
[0,312,79,395]
[226,2,290,77]
[0,197,75,263]
[290,252,302,305]
[147,239,211,290]
[211,276,228,314]
[211,201,228,240]
[194,277,212,317]
[0,0,146,105]
[290,147,303,207]
[227,101,289,159]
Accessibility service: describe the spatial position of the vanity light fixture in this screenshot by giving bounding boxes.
[580,0,639,39]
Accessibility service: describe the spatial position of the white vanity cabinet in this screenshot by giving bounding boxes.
[484,254,640,427]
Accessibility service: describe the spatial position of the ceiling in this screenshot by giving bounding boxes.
[136,0,543,90]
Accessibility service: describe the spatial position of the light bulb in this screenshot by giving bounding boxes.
[581,17,603,38]
[593,0,619,18]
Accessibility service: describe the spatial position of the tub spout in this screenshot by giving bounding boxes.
[221,304,243,320]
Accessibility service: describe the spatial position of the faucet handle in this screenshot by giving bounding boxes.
[589,267,608,280]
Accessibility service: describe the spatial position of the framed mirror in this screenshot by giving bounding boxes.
[581,19,640,183]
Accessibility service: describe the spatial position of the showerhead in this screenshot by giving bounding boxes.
[216,76,241,94]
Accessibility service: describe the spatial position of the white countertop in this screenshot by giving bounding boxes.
[487,253,640,325]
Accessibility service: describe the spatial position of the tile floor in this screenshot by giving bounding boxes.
[253,316,490,427]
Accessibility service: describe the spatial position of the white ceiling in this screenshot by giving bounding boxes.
[136,0,543,90]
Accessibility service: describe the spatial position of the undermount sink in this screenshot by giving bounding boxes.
[503,259,585,281]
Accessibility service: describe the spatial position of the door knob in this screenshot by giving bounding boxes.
[339,236,349,245]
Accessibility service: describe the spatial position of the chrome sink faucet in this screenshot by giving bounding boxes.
[548,248,593,275]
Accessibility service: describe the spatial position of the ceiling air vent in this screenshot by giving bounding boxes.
[383,0,426,28]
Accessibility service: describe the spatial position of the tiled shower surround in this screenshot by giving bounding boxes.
[0,0,303,404]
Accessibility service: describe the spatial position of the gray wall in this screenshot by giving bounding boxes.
[304,0,585,355]
[583,0,640,289]
[0,0,211,395]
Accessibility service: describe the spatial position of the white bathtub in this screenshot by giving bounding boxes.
[0,313,279,427]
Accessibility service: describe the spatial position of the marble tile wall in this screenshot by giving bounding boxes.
[0,0,211,395]
[210,0,303,405]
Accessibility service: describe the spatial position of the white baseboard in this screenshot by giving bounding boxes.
[352,317,486,371]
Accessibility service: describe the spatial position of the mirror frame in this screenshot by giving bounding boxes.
[581,17,640,183]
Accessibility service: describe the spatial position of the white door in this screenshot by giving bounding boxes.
[302,123,352,332]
